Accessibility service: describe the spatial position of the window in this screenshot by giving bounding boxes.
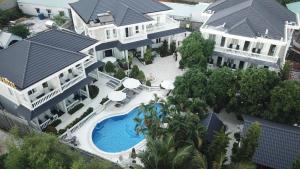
[243,41,250,51]
[135,26,139,33]
[42,82,48,88]
[59,73,64,78]
[157,16,160,24]
[208,34,216,41]
[142,25,145,30]
[104,49,113,57]
[68,69,73,73]
[220,37,226,47]
[35,8,40,13]
[59,11,65,16]
[46,9,51,14]
[268,44,276,56]
[28,89,36,95]
[156,38,161,43]
[8,88,13,96]
[125,27,133,37]
[106,30,111,39]
[113,29,117,38]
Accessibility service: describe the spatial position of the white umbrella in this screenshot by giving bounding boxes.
[102,57,117,63]
[123,78,141,89]
[161,80,175,90]
[108,91,126,101]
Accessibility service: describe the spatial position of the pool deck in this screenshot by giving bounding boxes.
[71,89,168,166]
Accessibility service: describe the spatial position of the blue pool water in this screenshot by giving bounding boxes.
[92,104,162,153]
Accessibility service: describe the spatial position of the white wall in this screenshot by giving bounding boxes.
[18,3,71,18]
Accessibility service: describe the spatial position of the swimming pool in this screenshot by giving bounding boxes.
[92,104,162,153]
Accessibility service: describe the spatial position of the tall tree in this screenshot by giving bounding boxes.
[269,80,300,125]
[292,155,300,169]
[232,122,261,163]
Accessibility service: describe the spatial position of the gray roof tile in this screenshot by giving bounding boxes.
[206,0,297,40]
[243,116,300,169]
[70,0,171,26]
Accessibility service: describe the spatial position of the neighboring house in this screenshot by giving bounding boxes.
[243,116,300,169]
[201,112,225,143]
[0,0,17,11]
[17,0,78,18]
[0,31,22,49]
[0,29,103,132]
[200,0,300,71]
[69,0,188,62]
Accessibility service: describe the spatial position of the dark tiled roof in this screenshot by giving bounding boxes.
[0,77,93,120]
[243,116,300,169]
[0,29,98,90]
[0,40,86,89]
[205,0,296,40]
[28,29,98,52]
[148,28,188,39]
[201,112,224,143]
[70,0,171,26]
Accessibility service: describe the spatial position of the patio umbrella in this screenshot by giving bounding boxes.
[123,78,141,89]
[161,80,175,90]
[108,91,126,101]
[102,57,117,63]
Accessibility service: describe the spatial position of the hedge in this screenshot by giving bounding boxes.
[68,103,84,115]
[65,107,94,131]
[88,85,99,99]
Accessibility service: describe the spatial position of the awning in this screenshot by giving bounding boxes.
[95,39,153,51]
[123,78,141,89]
[0,77,94,121]
[108,91,126,101]
[160,80,175,90]
[148,28,188,39]
[85,61,105,74]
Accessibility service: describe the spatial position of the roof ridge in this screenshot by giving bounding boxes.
[55,29,96,41]
[21,40,32,88]
[88,0,101,22]
[30,40,86,57]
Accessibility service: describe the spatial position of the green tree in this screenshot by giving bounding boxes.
[130,65,140,78]
[170,41,177,54]
[114,68,126,80]
[279,62,291,81]
[224,162,256,169]
[234,68,280,118]
[104,61,116,74]
[269,80,300,124]
[53,15,66,26]
[144,48,153,65]
[292,155,300,169]
[232,122,261,163]
[8,24,30,38]
[208,128,230,165]
[137,70,146,82]
[207,67,237,112]
[71,158,114,169]
[159,40,169,57]
[179,32,213,70]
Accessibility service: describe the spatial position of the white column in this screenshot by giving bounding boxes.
[141,46,144,58]
[168,36,171,49]
[85,85,90,99]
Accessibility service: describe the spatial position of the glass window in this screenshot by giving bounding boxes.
[106,30,111,39]
[135,26,139,33]
[113,29,117,38]
[35,8,40,13]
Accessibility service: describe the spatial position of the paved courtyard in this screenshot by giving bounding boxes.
[133,54,185,86]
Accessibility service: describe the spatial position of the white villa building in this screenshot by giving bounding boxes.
[200,0,300,70]
[0,29,104,132]
[17,0,78,18]
[69,0,188,62]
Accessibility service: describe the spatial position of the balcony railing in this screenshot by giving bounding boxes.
[146,17,180,33]
[214,46,278,63]
[61,73,85,91]
[84,57,97,67]
[32,88,61,109]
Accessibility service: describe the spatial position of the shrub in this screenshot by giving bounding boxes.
[58,129,67,135]
[8,24,30,38]
[130,65,140,78]
[144,48,153,65]
[136,70,146,82]
[159,40,169,57]
[146,80,151,87]
[0,8,23,28]
[105,61,116,74]
[0,154,7,169]
[65,107,94,129]
[170,41,176,54]
[114,69,126,80]
[68,103,84,115]
[88,85,99,99]
[100,97,109,104]
[53,15,66,26]
[51,119,62,127]
[43,125,58,135]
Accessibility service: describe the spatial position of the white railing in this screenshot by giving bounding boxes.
[120,34,148,44]
[84,57,97,68]
[32,88,61,109]
[40,114,59,129]
[214,46,278,63]
[61,74,85,91]
[146,17,180,33]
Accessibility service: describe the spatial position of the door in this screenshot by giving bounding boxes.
[217,57,222,67]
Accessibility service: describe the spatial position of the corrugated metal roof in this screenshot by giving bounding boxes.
[243,115,300,169]
[205,0,297,40]
[70,0,171,26]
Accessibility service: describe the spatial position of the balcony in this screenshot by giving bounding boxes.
[84,57,97,68]
[61,73,85,91]
[214,46,278,63]
[146,17,180,34]
[121,34,148,44]
[31,88,61,109]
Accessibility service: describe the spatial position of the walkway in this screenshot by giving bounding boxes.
[0,129,9,155]
[133,55,185,86]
